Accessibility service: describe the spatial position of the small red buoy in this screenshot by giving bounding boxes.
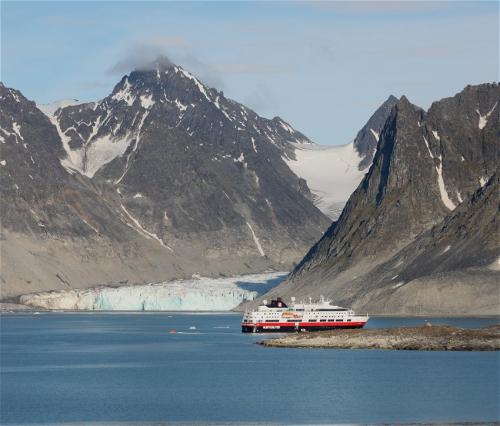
[169,329,177,334]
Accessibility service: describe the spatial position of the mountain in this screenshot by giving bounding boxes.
[264,83,499,315]
[50,58,313,178]
[1,59,332,298]
[284,96,398,219]
[48,58,330,263]
[348,173,499,315]
[353,95,399,170]
[0,83,184,298]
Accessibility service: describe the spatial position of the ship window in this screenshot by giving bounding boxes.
[318,308,348,311]
[320,319,326,322]
[338,319,343,322]
[266,319,279,322]
[309,319,317,322]
[347,319,351,322]
[287,319,300,322]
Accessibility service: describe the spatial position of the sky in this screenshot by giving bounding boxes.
[1,1,498,145]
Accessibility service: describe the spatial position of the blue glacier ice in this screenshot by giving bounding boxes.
[19,272,287,311]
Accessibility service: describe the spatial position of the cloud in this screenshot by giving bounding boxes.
[107,37,286,92]
[107,42,226,89]
[108,45,172,75]
[107,36,189,75]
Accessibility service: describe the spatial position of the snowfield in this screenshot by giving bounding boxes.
[19,272,287,311]
[285,142,367,219]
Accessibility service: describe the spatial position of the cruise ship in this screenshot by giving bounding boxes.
[241,296,369,333]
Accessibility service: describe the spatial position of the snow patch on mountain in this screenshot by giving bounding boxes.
[120,204,173,251]
[112,78,135,106]
[277,118,295,134]
[11,122,24,141]
[19,272,286,311]
[369,128,379,142]
[476,102,497,130]
[140,94,155,109]
[285,142,367,219]
[84,133,133,177]
[251,137,258,153]
[423,137,455,211]
[436,158,456,210]
[246,222,265,256]
[174,99,188,111]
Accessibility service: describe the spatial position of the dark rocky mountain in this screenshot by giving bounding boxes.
[264,83,499,315]
[50,58,330,264]
[347,173,499,315]
[0,83,184,298]
[53,57,313,178]
[353,95,398,170]
[0,60,331,298]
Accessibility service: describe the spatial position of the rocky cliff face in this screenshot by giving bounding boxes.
[0,60,331,298]
[353,95,398,170]
[265,83,499,315]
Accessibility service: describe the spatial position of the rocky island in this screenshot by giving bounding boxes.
[260,325,500,351]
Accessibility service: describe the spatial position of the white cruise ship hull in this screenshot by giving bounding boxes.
[241,320,367,333]
[241,297,369,333]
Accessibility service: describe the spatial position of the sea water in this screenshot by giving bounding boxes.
[1,313,498,425]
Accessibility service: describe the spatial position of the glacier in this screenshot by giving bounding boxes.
[285,142,367,219]
[19,272,287,311]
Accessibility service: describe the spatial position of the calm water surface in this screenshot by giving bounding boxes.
[1,313,499,425]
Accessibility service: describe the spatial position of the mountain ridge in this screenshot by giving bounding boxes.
[0,61,333,298]
[261,83,499,315]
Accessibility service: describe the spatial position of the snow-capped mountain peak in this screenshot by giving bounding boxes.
[48,58,318,178]
[1,79,330,299]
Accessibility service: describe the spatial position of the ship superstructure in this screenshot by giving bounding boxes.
[241,296,368,333]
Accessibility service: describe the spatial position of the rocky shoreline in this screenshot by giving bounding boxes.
[259,325,500,351]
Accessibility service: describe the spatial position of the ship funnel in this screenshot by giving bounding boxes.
[262,300,267,305]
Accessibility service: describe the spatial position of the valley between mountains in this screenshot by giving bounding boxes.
[0,59,498,315]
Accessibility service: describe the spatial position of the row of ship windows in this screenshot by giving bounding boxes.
[284,319,351,322]
[287,309,349,312]
[263,313,348,316]
[243,319,352,323]
[270,309,348,312]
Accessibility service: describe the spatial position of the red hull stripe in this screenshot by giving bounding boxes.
[241,322,366,327]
